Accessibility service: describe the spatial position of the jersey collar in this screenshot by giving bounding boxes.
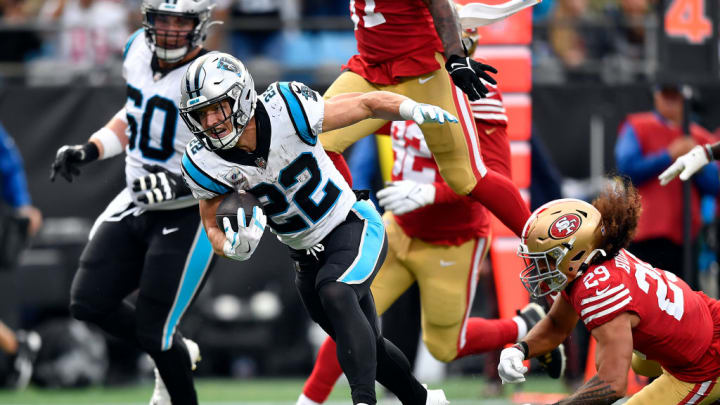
[216,102,271,168]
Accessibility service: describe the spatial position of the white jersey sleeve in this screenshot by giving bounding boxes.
[122,28,144,81]
[272,81,324,146]
[180,138,236,200]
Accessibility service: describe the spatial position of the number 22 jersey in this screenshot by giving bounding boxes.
[181,81,357,250]
[562,249,720,382]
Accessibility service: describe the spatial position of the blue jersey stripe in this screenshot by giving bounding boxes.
[338,201,385,284]
[123,28,143,61]
[277,82,315,146]
[181,153,232,195]
[161,225,213,350]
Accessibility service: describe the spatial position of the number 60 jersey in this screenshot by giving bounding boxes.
[180,81,356,250]
[562,249,720,383]
[122,28,202,210]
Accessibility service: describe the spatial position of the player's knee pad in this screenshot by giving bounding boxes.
[437,166,477,196]
[424,337,457,363]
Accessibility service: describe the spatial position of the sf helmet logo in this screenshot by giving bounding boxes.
[549,214,582,239]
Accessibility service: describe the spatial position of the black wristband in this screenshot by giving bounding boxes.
[513,341,529,360]
[82,142,100,163]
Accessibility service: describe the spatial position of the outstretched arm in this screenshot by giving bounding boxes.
[423,0,464,59]
[322,92,457,133]
[498,296,578,384]
[524,296,579,357]
[424,0,497,100]
[553,313,635,404]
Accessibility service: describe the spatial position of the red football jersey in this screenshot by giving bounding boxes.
[389,120,490,245]
[562,249,720,383]
[343,0,444,84]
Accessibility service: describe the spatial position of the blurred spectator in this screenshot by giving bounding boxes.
[0,122,42,245]
[0,122,43,390]
[0,0,43,65]
[548,0,612,81]
[223,0,293,62]
[615,84,719,279]
[604,0,650,82]
[35,0,128,84]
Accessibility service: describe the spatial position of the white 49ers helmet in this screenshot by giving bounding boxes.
[142,0,217,63]
[179,52,257,151]
[518,199,606,297]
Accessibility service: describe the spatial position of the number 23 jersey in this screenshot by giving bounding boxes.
[562,249,720,382]
[181,81,356,250]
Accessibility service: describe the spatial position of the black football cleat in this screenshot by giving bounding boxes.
[517,303,566,379]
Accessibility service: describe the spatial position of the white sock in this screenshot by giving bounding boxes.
[297,393,321,405]
[512,316,528,341]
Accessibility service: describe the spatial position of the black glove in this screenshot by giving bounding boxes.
[445,54,498,101]
[132,164,191,205]
[49,142,100,182]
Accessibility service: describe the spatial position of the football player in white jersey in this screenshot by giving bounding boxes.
[48,1,217,404]
[179,52,457,405]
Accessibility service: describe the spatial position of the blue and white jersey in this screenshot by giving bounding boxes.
[122,28,197,210]
[181,81,357,250]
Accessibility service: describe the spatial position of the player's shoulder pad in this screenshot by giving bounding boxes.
[572,260,633,328]
[274,81,324,146]
[180,139,234,200]
[123,28,145,61]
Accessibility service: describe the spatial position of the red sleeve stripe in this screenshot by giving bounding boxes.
[583,296,632,325]
[580,284,626,305]
[580,288,630,317]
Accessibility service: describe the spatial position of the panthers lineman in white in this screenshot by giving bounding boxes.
[180,52,456,405]
[49,1,217,404]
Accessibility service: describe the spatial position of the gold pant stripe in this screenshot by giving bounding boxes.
[624,369,720,405]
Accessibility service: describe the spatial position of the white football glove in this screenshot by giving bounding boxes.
[376,180,436,215]
[498,346,528,384]
[659,145,712,186]
[222,206,266,261]
[399,100,458,125]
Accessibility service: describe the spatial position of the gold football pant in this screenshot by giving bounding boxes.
[626,368,720,405]
[320,53,486,195]
[370,213,489,362]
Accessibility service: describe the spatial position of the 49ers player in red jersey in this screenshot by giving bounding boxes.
[296,79,566,405]
[321,0,531,238]
[498,180,720,405]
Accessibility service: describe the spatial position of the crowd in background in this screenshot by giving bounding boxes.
[0,0,659,85]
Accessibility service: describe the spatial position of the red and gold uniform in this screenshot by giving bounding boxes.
[320,0,529,236]
[300,94,527,404]
[563,249,720,404]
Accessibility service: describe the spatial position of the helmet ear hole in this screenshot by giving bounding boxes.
[571,250,586,261]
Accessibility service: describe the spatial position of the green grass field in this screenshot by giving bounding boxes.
[0,376,569,405]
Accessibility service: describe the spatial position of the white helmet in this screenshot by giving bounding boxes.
[179,52,257,151]
[141,0,216,63]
